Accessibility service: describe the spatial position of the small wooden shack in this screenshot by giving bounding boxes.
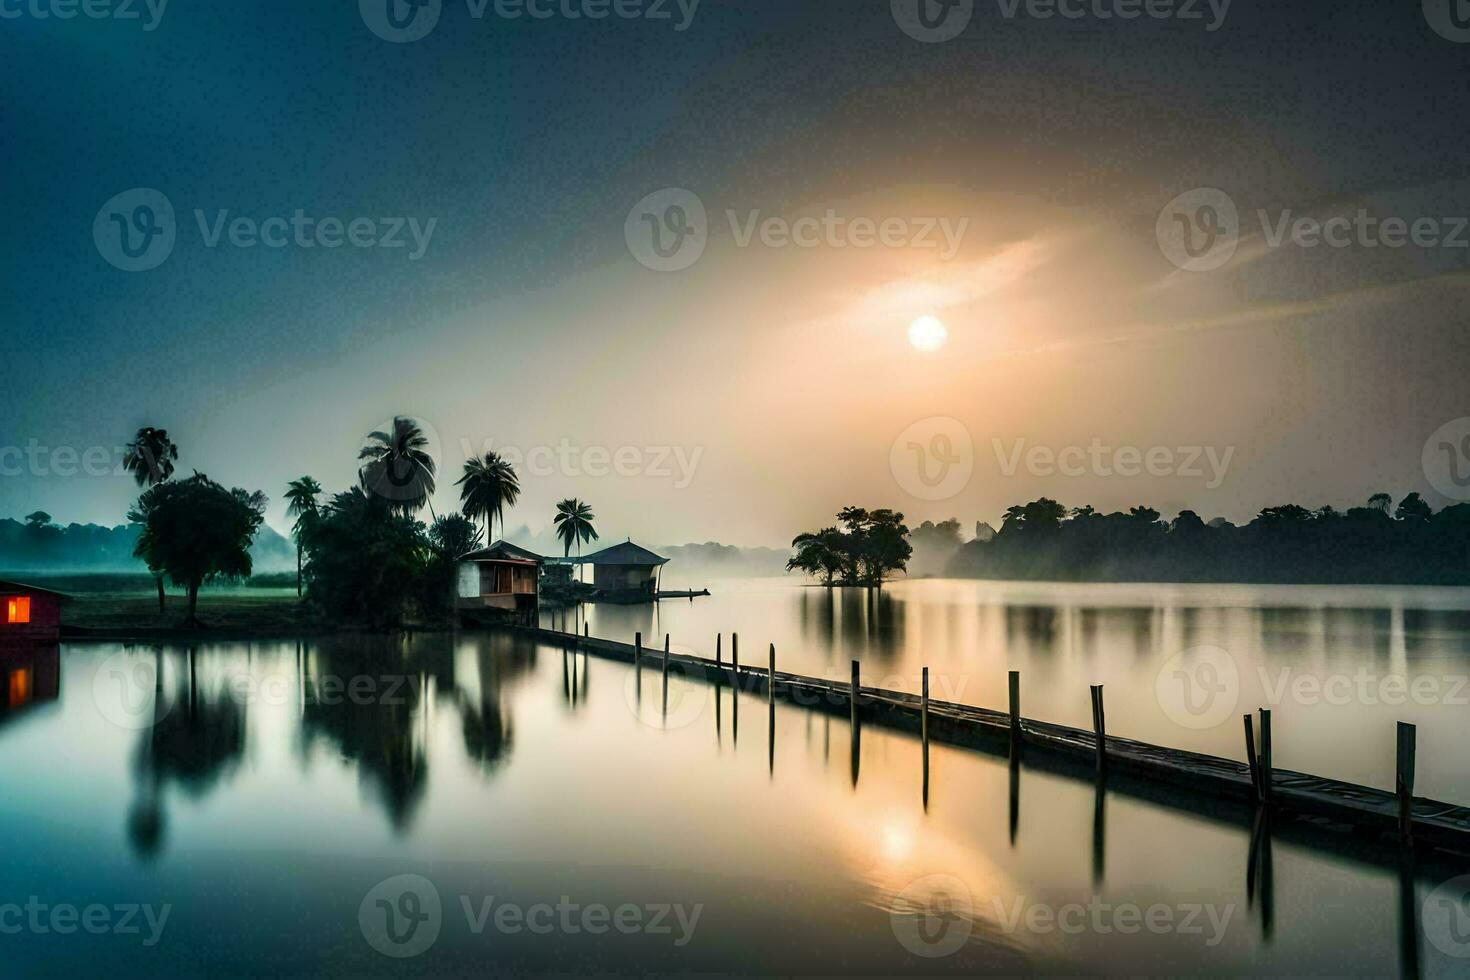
[456,541,542,625]
[581,541,669,602]
[0,581,66,646]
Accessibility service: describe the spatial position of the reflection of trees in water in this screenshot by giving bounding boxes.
[129,646,246,860]
[797,587,904,664]
[458,635,536,770]
[298,635,450,833]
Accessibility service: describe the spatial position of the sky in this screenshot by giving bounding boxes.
[4,1,1470,547]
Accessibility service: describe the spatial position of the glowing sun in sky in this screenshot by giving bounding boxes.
[907,315,949,352]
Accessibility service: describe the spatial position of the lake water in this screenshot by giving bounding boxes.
[2,579,1470,976]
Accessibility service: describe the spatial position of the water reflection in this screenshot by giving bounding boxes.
[0,645,60,729]
[129,646,246,859]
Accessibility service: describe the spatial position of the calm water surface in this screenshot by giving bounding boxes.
[1,578,1469,975]
[564,577,1470,802]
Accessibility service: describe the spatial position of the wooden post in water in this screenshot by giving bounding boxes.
[1008,670,1022,759]
[1243,714,1260,806]
[1089,685,1107,778]
[921,667,930,812]
[1258,708,1273,808]
[663,633,670,678]
[768,643,776,704]
[732,633,740,692]
[716,633,722,668]
[1397,722,1416,843]
[850,660,861,729]
[921,667,930,748]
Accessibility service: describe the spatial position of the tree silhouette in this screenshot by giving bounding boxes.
[358,417,436,518]
[456,452,520,542]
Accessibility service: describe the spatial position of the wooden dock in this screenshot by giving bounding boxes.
[508,623,1470,863]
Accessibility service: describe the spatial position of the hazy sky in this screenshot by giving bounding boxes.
[4,2,1470,546]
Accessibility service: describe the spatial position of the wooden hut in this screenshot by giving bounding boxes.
[456,542,542,625]
[0,581,66,646]
[581,541,669,602]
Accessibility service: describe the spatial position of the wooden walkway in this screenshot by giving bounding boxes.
[506,623,1470,863]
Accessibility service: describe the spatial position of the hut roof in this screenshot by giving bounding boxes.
[459,541,545,564]
[579,541,669,567]
[0,580,70,600]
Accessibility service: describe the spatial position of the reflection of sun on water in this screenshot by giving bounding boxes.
[907,315,949,351]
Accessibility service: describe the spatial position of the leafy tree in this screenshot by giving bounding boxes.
[787,527,847,586]
[123,426,180,611]
[789,508,912,586]
[359,417,437,518]
[1396,492,1433,523]
[457,452,521,542]
[24,511,51,528]
[300,487,430,629]
[1368,492,1393,514]
[283,476,323,597]
[429,512,481,558]
[129,474,266,626]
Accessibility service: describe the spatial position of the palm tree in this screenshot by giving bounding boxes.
[554,499,599,582]
[123,426,179,612]
[456,452,521,542]
[283,476,323,597]
[358,417,436,518]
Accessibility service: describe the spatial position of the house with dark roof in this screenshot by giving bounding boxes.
[456,542,542,625]
[0,580,67,646]
[579,540,669,601]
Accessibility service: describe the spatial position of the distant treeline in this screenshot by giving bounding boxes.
[944,494,1470,585]
[0,512,295,574]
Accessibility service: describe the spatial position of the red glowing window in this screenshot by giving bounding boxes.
[6,597,30,624]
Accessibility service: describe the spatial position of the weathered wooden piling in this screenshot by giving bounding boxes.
[663,633,670,678]
[1397,722,1417,843]
[1090,685,1107,778]
[715,633,722,667]
[732,633,740,691]
[1243,714,1260,806]
[768,644,776,704]
[1258,708,1273,807]
[850,660,860,729]
[921,667,930,748]
[1008,670,1022,759]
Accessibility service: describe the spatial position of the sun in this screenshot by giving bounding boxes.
[907,315,948,352]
